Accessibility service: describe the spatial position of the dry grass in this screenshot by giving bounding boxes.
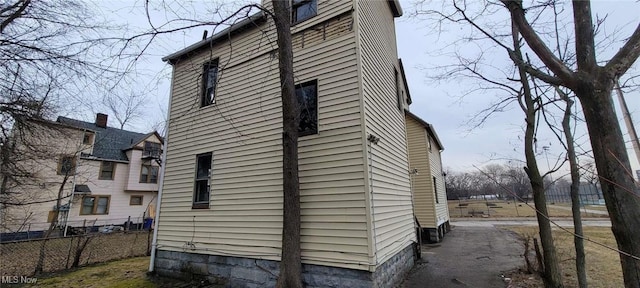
[448,200,608,218]
[26,257,155,288]
[505,226,623,288]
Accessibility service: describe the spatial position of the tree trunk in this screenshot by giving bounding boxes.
[560,92,587,288]
[513,21,563,288]
[35,175,68,275]
[576,77,640,288]
[271,1,303,287]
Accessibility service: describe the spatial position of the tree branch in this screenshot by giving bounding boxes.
[571,0,597,72]
[502,0,576,87]
[604,23,640,77]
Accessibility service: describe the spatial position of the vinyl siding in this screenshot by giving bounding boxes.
[357,0,415,268]
[157,5,371,270]
[429,136,450,225]
[405,116,436,228]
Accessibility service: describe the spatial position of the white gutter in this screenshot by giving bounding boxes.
[148,69,174,273]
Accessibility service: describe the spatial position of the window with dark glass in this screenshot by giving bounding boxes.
[80,195,110,215]
[295,80,318,136]
[57,155,76,175]
[292,0,317,24]
[433,176,439,203]
[202,61,219,107]
[143,141,162,158]
[140,165,159,183]
[193,153,212,208]
[83,132,93,145]
[99,161,115,180]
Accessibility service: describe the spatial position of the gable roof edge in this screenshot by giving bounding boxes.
[405,110,444,151]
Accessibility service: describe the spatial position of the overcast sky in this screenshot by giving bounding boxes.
[86,0,640,179]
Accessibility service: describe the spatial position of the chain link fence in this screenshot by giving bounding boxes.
[0,218,152,277]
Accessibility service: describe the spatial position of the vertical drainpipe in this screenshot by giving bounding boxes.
[148,68,174,273]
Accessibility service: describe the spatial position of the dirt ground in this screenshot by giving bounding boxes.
[401,226,526,288]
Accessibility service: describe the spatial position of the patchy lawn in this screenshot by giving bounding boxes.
[24,257,195,288]
[448,200,607,218]
[504,226,623,288]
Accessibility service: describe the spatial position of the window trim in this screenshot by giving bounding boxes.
[129,195,143,206]
[139,165,159,183]
[98,161,115,180]
[193,152,212,209]
[201,60,219,107]
[295,79,319,137]
[291,0,318,25]
[57,155,77,176]
[79,195,111,215]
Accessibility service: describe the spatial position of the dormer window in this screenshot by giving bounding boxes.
[143,141,162,158]
[83,132,93,145]
[292,0,317,24]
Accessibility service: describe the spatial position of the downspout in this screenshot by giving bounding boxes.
[149,68,174,273]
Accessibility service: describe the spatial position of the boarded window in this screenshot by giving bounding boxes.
[80,196,110,215]
[202,61,219,107]
[295,80,318,136]
[130,195,143,206]
[99,161,115,180]
[193,153,212,208]
[292,0,317,23]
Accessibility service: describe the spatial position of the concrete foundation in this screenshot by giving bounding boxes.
[154,244,415,288]
[420,220,451,243]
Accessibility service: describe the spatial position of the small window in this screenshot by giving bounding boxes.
[395,68,403,111]
[140,165,159,183]
[83,132,93,145]
[201,61,219,107]
[193,153,212,208]
[295,80,318,136]
[143,141,162,158]
[99,161,115,180]
[428,136,432,152]
[80,196,110,215]
[292,0,317,24]
[57,155,76,175]
[433,176,439,204]
[130,195,143,206]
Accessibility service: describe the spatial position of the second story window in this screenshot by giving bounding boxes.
[143,141,162,158]
[202,61,219,107]
[433,176,439,204]
[83,132,93,145]
[193,153,212,209]
[140,165,159,183]
[296,80,318,136]
[292,0,317,24]
[57,155,76,176]
[99,161,115,180]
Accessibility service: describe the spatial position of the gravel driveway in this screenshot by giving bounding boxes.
[401,225,524,288]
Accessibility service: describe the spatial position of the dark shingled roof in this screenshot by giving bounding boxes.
[57,116,148,162]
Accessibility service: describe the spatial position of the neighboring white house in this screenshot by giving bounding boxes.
[1,113,162,237]
[152,0,420,287]
[405,111,450,243]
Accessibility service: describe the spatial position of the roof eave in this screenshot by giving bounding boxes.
[405,110,444,150]
[162,12,267,64]
[388,0,403,17]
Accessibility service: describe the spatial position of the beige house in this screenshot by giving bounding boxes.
[1,114,162,238]
[152,0,422,287]
[405,111,450,243]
